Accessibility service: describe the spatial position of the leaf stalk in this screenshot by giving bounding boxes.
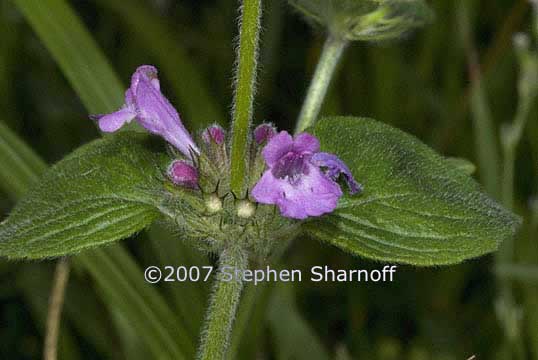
[295,35,348,134]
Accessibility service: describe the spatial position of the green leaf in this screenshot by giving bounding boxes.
[307,117,520,265]
[445,157,476,175]
[289,0,433,41]
[0,132,169,259]
[12,0,124,114]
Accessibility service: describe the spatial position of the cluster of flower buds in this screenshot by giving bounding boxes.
[289,0,432,42]
[91,65,361,220]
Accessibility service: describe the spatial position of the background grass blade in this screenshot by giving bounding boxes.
[78,246,195,359]
[93,0,224,128]
[0,121,47,200]
[268,284,330,360]
[0,122,192,358]
[148,225,209,340]
[11,0,124,114]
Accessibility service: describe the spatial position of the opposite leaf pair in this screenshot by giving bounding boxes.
[0,66,519,265]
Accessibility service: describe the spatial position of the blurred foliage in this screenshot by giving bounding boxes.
[0,0,537,359]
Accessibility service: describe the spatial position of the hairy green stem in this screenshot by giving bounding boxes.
[197,247,247,360]
[295,35,347,134]
[230,0,262,198]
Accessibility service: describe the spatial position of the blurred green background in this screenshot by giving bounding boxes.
[1,0,537,359]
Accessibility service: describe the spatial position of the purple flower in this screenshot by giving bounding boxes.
[168,160,199,189]
[252,131,361,219]
[91,65,199,159]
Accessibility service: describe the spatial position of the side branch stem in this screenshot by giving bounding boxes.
[295,35,347,134]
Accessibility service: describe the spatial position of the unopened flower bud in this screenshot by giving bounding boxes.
[253,123,277,145]
[168,160,199,189]
[289,0,432,42]
[202,124,225,145]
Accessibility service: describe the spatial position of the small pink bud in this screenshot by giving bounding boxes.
[168,160,199,189]
[202,125,225,145]
[254,123,276,144]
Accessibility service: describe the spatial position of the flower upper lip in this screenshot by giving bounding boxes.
[90,65,199,159]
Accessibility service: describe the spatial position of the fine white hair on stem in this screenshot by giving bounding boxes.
[229,0,264,197]
[196,246,247,359]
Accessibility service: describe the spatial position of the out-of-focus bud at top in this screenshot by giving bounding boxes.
[202,124,226,145]
[288,0,433,42]
[167,160,199,189]
[513,33,530,53]
[253,123,277,145]
[513,33,538,97]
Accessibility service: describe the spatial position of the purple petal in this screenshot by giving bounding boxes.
[253,123,276,144]
[202,125,225,145]
[167,160,199,189]
[92,108,136,132]
[293,132,320,153]
[132,69,199,158]
[277,165,341,219]
[262,131,294,166]
[125,88,135,108]
[252,164,342,219]
[251,170,285,204]
[312,152,362,194]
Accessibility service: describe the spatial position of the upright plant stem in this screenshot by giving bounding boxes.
[295,35,348,134]
[44,258,70,360]
[229,0,262,198]
[197,247,247,360]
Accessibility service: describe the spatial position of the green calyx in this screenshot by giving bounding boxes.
[161,186,295,258]
[163,139,295,258]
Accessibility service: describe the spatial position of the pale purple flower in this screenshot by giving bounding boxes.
[202,124,225,145]
[251,131,361,219]
[168,160,199,189]
[91,65,199,158]
[253,123,276,144]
